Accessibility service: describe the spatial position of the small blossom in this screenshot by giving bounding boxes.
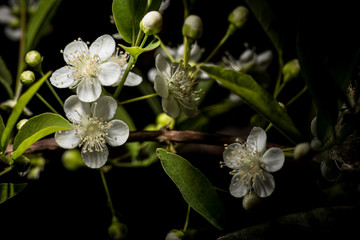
[154,54,199,118]
[55,95,129,168]
[222,127,285,198]
[50,34,121,102]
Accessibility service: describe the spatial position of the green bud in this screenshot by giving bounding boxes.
[228,6,249,29]
[156,113,175,130]
[9,17,20,28]
[242,193,263,211]
[13,155,31,173]
[108,217,127,240]
[20,70,35,86]
[16,119,28,130]
[25,50,42,68]
[140,11,163,35]
[182,15,203,40]
[165,229,185,240]
[282,59,300,83]
[294,142,311,160]
[61,149,84,171]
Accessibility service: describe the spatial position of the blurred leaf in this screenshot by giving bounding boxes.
[12,113,73,160]
[0,183,27,205]
[156,148,226,230]
[0,115,5,139]
[0,72,51,152]
[137,79,162,115]
[119,39,160,61]
[112,0,162,44]
[26,0,62,51]
[201,65,301,142]
[0,57,14,98]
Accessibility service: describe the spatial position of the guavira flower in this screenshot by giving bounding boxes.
[107,48,142,87]
[55,95,129,168]
[154,54,199,118]
[222,127,285,198]
[50,34,121,102]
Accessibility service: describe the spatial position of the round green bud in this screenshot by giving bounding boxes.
[25,50,42,68]
[282,59,300,83]
[16,119,28,130]
[9,17,20,28]
[242,193,263,211]
[140,11,163,35]
[165,229,185,240]
[108,217,127,240]
[156,113,175,130]
[13,155,31,173]
[182,15,203,40]
[61,149,84,171]
[294,142,311,160]
[20,70,35,86]
[228,6,249,29]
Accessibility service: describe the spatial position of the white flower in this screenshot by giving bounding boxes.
[50,34,121,102]
[55,95,129,168]
[154,54,199,118]
[107,48,142,87]
[222,127,285,198]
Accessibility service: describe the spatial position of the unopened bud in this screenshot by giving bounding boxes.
[242,193,263,211]
[282,59,300,83]
[165,229,185,240]
[156,113,175,129]
[13,155,31,173]
[108,217,127,240]
[17,119,28,130]
[228,6,248,29]
[182,15,203,40]
[25,50,42,68]
[294,142,311,160]
[20,70,35,85]
[62,149,84,171]
[140,11,163,35]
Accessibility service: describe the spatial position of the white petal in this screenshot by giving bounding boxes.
[90,34,115,62]
[189,43,203,63]
[311,117,317,137]
[162,95,180,118]
[229,173,250,198]
[124,72,143,86]
[155,54,171,79]
[320,157,340,181]
[261,148,285,172]
[223,143,246,169]
[154,74,169,98]
[81,146,109,168]
[77,79,102,102]
[4,26,21,41]
[63,95,91,123]
[50,66,76,88]
[253,172,275,197]
[91,96,117,121]
[63,40,88,65]
[247,127,267,154]
[98,62,121,86]
[178,99,198,117]
[105,120,129,147]
[0,6,14,23]
[55,129,81,149]
[147,67,157,83]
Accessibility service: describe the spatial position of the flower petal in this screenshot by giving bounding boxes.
[91,96,117,121]
[223,143,246,169]
[50,66,76,88]
[155,54,171,79]
[81,146,109,168]
[63,95,91,123]
[247,127,267,154]
[63,40,88,65]
[0,6,14,24]
[178,99,198,117]
[89,34,115,62]
[55,129,81,149]
[261,147,285,172]
[124,72,143,86]
[162,95,180,118]
[76,79,102,102]
[98,62,121,86]
[229,173,250,198]
[320,156,340,181]
[105,120,129,147]
[253,172,275,197]
[154,74,169,98]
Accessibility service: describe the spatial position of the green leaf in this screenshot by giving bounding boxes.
[0,115,5,139]
[201,65,301,142]
[0,183,27,204]
[26,0,62,51]
[0,72,51,152]
[11,113,73,160]
[156,148,226,230]
[0,56,13,85]
[119,38,160,61]
[112,0,162,44]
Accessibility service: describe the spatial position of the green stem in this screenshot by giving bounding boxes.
[183,36,191,66]
[99,169,116,217]
[183,204,191,232]
[118,93,158,105]
[45,79,63,108]
[35,93,59,114]
[265,123,273,132]
[201,27,231,65]
[281,147,295,152]
[0,165,14,177]
[286,86,307,106]
[182,0,189,18]
[139,34,149,48]
[155,34,175,62]
[113,56,136,99]
[273,51,284,99]
[273,81,286,99]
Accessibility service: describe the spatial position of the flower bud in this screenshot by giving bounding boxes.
[108,217,127,240]
[242,193,263,211]
[25,50,42,68]
[294,142,311,160]
[165,229,185,240]
[20,70,35,86]
[61,149,84,171]
[182,15,203,40]
[17,119,28,130]
[282,59,300,83]
[13,155,31,173]
[140,11,163,35]
[156,113,175,129]
[228,6,249,29]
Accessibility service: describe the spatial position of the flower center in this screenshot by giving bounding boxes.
[110,47,128,67]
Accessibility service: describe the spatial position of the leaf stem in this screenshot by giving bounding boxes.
[99,169,116,217]
[183,204,191,232]
[117,93,158,105]
[0,165,14,177]
[35,93,59,114]
[155,34,175,62]
[286,86,307,106]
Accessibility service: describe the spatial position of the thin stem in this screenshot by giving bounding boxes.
[273,51,284,99]
[182,0,189,19]
[113,56,136,99]
[36,93,59,114]
[99,169,116,217]
[155,34,175,62]
[183,204,191,232]
[118,93,158,105]
[183,36,190,66]
[286,86,307,106]
[281,147,295,152]
[139,34,149,48]
[273,81,286,99]
[0,165,14,177]
[265,123,273,132]
[45,79,64,108]
[201,28,231,65]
